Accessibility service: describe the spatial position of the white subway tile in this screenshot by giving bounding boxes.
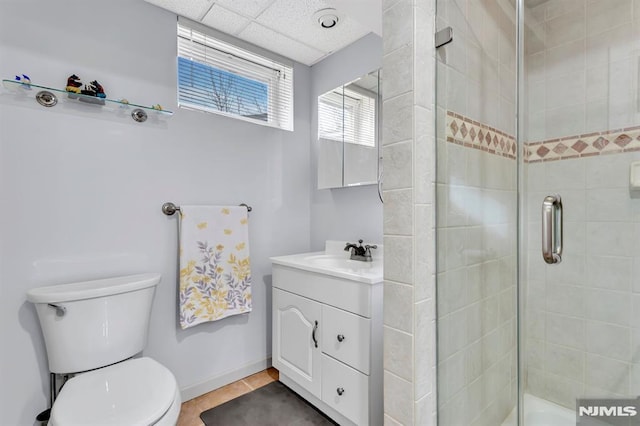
[586,255,632,291]
[415,299,435,398]
[584,288,631,326]
[546,313,585,350]
[587,24,636,67]
[545,157,586,190]
[546,284,584,317]
[545,71,586,109]
[546,39,585,78]
[384,326,414,381]
[384,189,414,235]
[585,354,630,394]
[562,221,586,255]
[585,152,640,189]
[545,104,586,139]
[438,267,468,315]
[383,92,414,145]
[446,66,469,116]
[383,0,413,53]
[544,373,584,408]
[439,350,466,401]
[586,0,632,37]
[383,141,413,190]
[445,227,467,270]
[545,8,585,48]
[384,281,414,332]
[384,235,414,284]
[586,222,635,257]
[383,44,414,100]
[415,393,435,426]
[586,321,631,360]
[546,0,585,21]
[585,188,634,222]
[384,371,414,426]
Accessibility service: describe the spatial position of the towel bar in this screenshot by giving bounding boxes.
[162,202,252,216]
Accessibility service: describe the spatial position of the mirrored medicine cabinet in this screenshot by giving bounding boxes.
[317,69,381,189]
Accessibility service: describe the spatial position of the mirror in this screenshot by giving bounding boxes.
[317,69,381,189]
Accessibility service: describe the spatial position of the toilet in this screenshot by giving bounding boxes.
[26,273,181,425]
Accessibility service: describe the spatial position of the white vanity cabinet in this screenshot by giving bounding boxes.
[271,254,383,426]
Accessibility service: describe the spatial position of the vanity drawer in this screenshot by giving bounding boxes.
[321,304,370,374]
[321,355,369,426]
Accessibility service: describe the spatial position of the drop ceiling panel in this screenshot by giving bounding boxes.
[201,4,251,36]
[143,0,380,66]
[214,0,275,19]
[238,22,326,65]
[255,0,370,54]
[145,0,213,21]
[324,0,382,36]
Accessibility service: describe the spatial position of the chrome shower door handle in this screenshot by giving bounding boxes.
[542,194,563,264]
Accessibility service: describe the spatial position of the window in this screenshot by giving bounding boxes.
[177,21,294,131]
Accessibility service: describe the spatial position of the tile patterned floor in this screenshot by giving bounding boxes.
[177,368,279,426]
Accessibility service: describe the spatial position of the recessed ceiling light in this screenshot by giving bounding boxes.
[313,8,340,29]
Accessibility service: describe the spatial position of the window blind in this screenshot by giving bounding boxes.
[177,22,294,131]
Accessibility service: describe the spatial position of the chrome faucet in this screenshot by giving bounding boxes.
[344,239,377,262]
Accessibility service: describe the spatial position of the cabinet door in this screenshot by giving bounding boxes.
[272,288,322,398]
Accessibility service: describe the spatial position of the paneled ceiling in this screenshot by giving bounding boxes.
[144,0,382,66]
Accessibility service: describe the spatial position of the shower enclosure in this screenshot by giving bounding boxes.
[435,0,640,424]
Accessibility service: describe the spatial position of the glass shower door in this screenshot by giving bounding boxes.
[520,0,640,424]
[435,0,519,424]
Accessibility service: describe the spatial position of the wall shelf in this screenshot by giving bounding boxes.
[1,79,173,125]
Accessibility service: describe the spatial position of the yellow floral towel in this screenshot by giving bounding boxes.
[179,206,251,329]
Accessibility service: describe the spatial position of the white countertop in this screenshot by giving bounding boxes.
[270,241,383,284]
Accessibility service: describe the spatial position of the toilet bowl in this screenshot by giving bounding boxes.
[49,358,180,426]
[27,273,180,426]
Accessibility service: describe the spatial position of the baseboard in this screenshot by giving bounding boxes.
[180,357,272,401]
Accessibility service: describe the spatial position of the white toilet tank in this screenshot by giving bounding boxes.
[26,273,161,374]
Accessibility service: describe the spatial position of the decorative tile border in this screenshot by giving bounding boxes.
[524,126,640,163]
[446,111,640,162]
[446,111,517,160]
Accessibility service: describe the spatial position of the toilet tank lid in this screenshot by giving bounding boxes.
[26,273,161,304]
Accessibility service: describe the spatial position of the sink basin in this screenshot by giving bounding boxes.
[302,254,374,270]
[270,241,383,284]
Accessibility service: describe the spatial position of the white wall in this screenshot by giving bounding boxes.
[309,33,384,250]
[0,1,312,425]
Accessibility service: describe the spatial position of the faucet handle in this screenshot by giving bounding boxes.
[364,244,377,257]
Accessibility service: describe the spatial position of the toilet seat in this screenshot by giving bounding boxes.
[50,357,179,426]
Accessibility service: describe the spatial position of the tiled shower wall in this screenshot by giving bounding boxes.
[524,0,640,141]
[382,0,437,424]
[435,0,517,425]
[523,0,640,409]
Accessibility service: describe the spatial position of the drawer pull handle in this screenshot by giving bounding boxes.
[337,334,345,342]
[337,387,345,396]
[312,320,318,348]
